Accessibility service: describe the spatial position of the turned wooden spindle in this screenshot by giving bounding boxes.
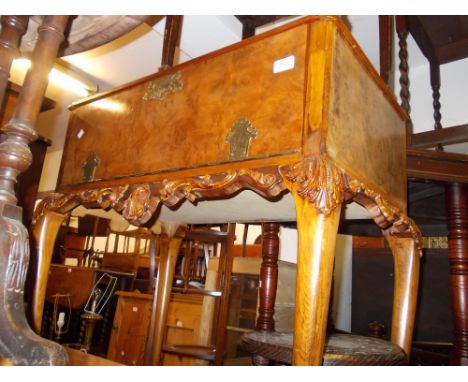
[0,15,70,366]
[256,223,280,332]
[0,16,29,105]
[430,63,442,131]
[396,26,412,141]
[430,62,445,151]
[445,183,468,365]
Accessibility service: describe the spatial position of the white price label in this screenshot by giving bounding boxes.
[273,55,295,73]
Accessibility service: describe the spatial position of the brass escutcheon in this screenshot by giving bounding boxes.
[143,71,183,101]
[82,151,100,182]
[225,117,258,161]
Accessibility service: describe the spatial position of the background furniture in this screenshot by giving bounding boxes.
[107,291,153,365]
[151,224,236,366]
[107,256,261,366]
[395,15,468,365]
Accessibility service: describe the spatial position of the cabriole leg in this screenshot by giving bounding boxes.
[148,224,187,365]
[292,195,341,366]
[31,210,67,333]
[385,233,420,358]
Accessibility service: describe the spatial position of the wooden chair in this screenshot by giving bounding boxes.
[241,223,414,365]
[147,224,236,365]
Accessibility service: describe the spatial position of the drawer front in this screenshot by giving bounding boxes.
[59,24,308,187]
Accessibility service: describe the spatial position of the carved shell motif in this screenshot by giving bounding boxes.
[279,155,347,215]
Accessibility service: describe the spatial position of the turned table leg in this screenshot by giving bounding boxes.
[446,182,468,365]
[292,195,341,366]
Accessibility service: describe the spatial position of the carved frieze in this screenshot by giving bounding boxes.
[35,159,420,250]
[345,178,423,256]
[35,168,286,226]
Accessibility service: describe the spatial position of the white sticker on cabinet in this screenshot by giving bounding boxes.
[273,55,295,73]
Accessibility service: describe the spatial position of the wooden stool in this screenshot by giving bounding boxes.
[242,331,406,366]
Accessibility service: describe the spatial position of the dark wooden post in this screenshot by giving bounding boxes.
[0,15,70,365]
[445,182,468,365]
[378,15,394,90]
[256,223,280,332]
[160,16,183,70]
[253,222,280,365]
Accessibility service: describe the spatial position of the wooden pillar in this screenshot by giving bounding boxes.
[445,182,468,365]
[0,15,70,366]
[0,16,29,106]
